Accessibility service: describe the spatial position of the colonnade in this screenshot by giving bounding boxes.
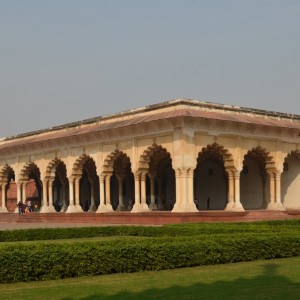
[0,144,298,213]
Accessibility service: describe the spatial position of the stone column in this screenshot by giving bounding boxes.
[267,171,275,210]
[61,183,67,212]
[131,173,141,212]
[140,172,148,209]
[117,177,125,210]
[131,172,148,212]
[88,181,96,212]
[40,179,50,213]
[66,177,76,213]
[234,171,244,211]
[47,179,56,212]
[181,169,187,209]
[268,171,283,210]
[187,169,195,208]
[1,182,8,212]
[14,182,23,213]
[172,169,181,212]
[275,172,284,209]
[105,174,114,212]
[173,168,197,212]
[157,178,164,210]
[149,177,157,210]
[22,182,26,203]
[96,175,107,213]
[225,172,235,210]
[74,177,83,212]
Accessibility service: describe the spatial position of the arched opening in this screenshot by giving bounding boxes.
[72,155,100,212]
[19,162,42,210]
[46,159,69,212]
[0,165,16,212]
[103,150,134,211]
[281,152,300,209]
[139,144,175,211]
[240,147,272,210]
[194,143,231,210]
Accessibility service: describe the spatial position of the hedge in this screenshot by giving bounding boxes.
[0,219,299,242]
[0,233,299,283]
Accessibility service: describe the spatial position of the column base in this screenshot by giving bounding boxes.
[96,204,114,213]
[225,202,235,211]
[40,205,55,213]
[267,202,285,210]
[131,203,149,213]
[149,203,158,210]
[88,205,97,212]
[0,207,8,213]
[61,205,67,213]
[233,202,245,211]
[172,203,198,213]
[65,205,84,213]
[116,204,126,211]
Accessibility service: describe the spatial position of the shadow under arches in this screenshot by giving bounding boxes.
[72,154,100,212]
[240,147,275,210]
[281,151,300,209]
[45,158,69,212]
[194,143,235,210]
[138,143,175,211]
[0,164,16,212]
[102,150,134,211]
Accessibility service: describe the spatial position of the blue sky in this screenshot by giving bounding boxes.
[0,0,299,137]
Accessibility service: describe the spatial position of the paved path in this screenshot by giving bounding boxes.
[0,222,121,230]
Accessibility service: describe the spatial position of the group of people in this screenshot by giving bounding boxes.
[17,200,34,215]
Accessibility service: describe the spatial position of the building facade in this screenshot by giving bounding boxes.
[0,99,300,214]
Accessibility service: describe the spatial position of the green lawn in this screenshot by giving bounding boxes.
[0,257,299,300]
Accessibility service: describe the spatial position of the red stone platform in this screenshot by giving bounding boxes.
[0,210,299,226]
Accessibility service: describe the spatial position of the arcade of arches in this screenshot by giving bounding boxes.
[0,99,300,214]
[0,143,299,213]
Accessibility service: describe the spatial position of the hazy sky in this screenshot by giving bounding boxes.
[1,0,299,137]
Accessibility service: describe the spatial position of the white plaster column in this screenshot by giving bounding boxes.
[172,169,181,212]
[0,182,8,212]
[74,177,83,212]
[131,173,141,212]
[234,171,244,211]
[96,175,107,213]
[149,177,157,210]
[187,169,196,208]
[40,179,51,213]
[173,168,198,212]
[157,178,164,210]
[268,171,284,210]
[131,172,148,212]
[140,172,149,209]
[22,182,26,203]
[61,183,67,212]
[88,181,96,212]
[267,171,276,210]
[275,172,284,209]
[66,177,76,213]
[104,174,114,212]
[225,172,235,210]
[47,179,56,212]
[14,182,22,213]
[117,177,125,210]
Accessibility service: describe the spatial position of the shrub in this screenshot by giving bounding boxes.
[0,232,299,283]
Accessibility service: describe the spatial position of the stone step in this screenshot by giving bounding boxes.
[15,213,44,223]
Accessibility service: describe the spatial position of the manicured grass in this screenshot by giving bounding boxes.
[0,257,299,300]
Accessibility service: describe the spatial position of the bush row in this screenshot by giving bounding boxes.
[0,233,299,283]
[0,219,299,242]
